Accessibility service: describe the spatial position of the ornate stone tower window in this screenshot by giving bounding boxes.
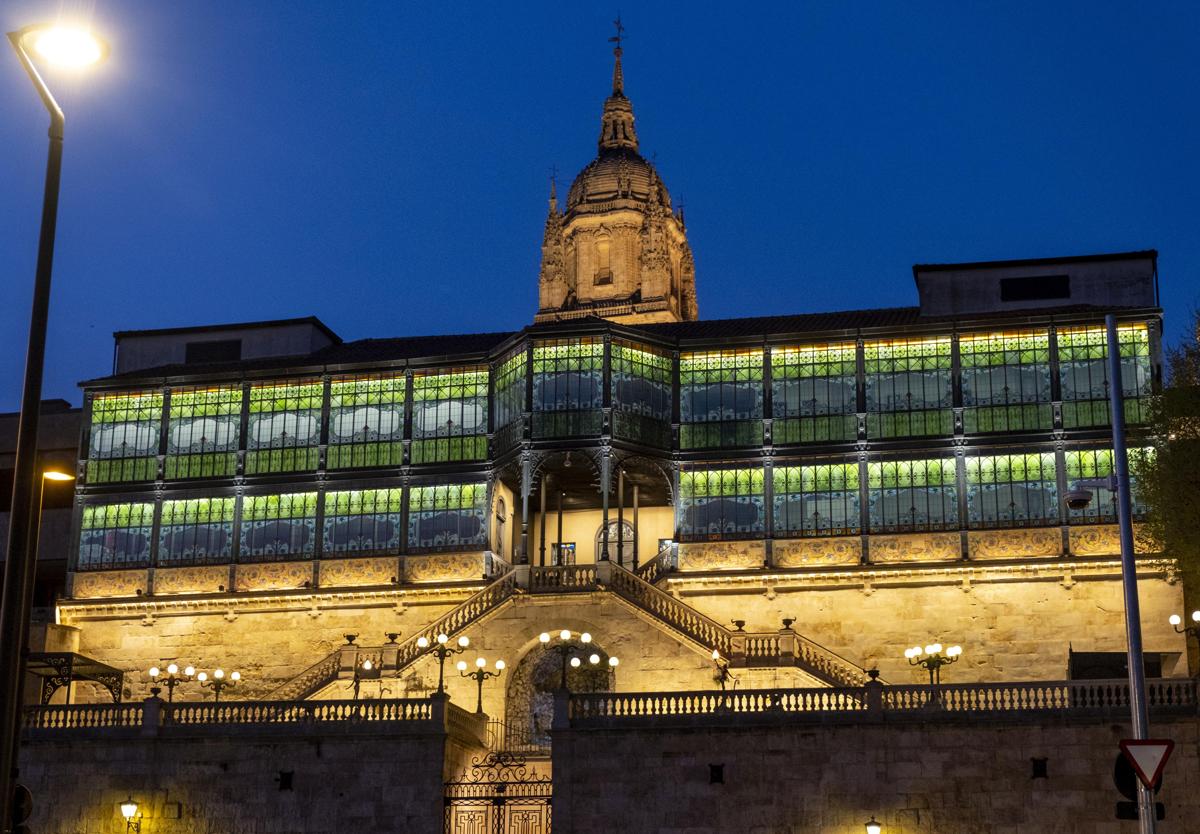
[593,233,613,285]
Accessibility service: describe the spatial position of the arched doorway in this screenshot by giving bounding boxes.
[502,639,616,751]
[596,520,635,568]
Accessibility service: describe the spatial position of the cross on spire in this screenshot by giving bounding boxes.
[609,15,626,53]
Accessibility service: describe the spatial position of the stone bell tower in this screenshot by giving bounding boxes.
[536,27,698,324]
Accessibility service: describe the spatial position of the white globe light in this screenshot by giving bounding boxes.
[580,632,592,643]
[361,660,372,671]
[570,657,581,668]
[456,660,467,671]
[458,636,470,648]
[539,632,550,643]
[230,671,241,681]
[609,657,619,667]
[148,666,160,678]
[589,654,600,665]
[1170,614,1182,626]
[560,630,571,641]
[166,663,178,675]
[214,669,225,680]
[417,636,430,648]
[197,672,208,682]
[184,666,195,677]
[1192,611,1200,623]
[947,646,962,657]
[475,657,486,668]
[436,633,449,645]
[495,660,506,670]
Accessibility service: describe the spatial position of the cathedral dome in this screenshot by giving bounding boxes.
[565,148,671,215]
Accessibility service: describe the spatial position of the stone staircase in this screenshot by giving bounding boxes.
[267,551,870,699]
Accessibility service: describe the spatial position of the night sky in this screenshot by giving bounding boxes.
[2,2,1197,410]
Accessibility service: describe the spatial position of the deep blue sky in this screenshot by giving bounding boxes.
[2,2,1198,410]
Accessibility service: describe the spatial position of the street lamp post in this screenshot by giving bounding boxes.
[416,633,470,695]
[539,630,619,691]
[197,669,241,703]
[905,643,962,687]
[457,657,506,714]
[1,24,107,832]
[1062,314,1156,834]
[148,664,196,703]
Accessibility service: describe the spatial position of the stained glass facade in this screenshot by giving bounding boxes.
[770,343,858,444]
[408,483,488,553]
[1064,449,1149,524]
[158,497,236,565]
[680,350,764,448]
[773,463,860,537]
[245,381,323,474]
[493,347,528,449]
[959,331,1053,434]
[965,453,1058,528]
[327,374,406,469]
[77,502,155,569]
[87,392,163,483]
[1058,324,1153,428]
[864,337,953,439]
[411,368,489,463]
[239,492,319,561]
[679,468,766,541]
[165,386,242,479]
[866,458,959,533]
[323,488,404,556]
[611,340,672,448]
[531,338,604,438]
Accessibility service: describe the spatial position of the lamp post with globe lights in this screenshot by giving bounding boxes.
[1,23,109,831]
[1169,611,1200,650]
[904,643,962,687]
[539,630,619,691]
[416,633,470,695]
[457,657,506,713]
[197,669,241,703]
[148,664,196,702]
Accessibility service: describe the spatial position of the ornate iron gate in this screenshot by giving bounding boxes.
[444,752,552,834]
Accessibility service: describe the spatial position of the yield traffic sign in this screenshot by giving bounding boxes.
[1119,739,1175,789]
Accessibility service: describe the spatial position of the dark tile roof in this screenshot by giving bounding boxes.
[83,303,1156,387]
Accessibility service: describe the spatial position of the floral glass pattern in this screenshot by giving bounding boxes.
[959,330,1052,433]
[611,340,672,448]
[327,374,405,469]
[965,453,1058,528]
[323,488,403,556]
[1064,448,1150,524]
[165,386,242,479]
[1058,324,1152,428]
[245,381,323,474]
[239,492,318,561]
[411,368,489,463]
[771,343,858,444]
[679,350,764,449]
[679,468,766,540]
[77,502,155,569]
[773,463,861,537]
[157,497,235,565]
[407,483,488,553]
[864,337,953,439]
[867,458,959,533]
[87,391,163,483]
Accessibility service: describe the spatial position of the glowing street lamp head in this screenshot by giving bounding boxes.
[436,633,449,645]
[1193,611,1200,623]
[456,660,467,672]
[475,657,486,668]
[42,469,74,481]
[925,644,941,656]
[230,671,241,681]
[608,656,619,667]
[580,632,592,644]
[22,25,108,70]
[946,646,962,658]
[417,636,430,649]
[539,632,550,644]
[457,636,470,648]
[184,666,195,677]
[588,653,600,665]
[148,666,160,679]
[570,657,581,668]
[495,660,506,671]
[214,669,225,680]
[559,629,571,641]
[196,672,208,682]
[1170,614,1182,626]
[120,797,138,821]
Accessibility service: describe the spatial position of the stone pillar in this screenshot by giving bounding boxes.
[539,475,547,567]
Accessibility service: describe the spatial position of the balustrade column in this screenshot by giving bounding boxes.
[616,467,625,566]
[539,476,547,567]
[632,484,640,569]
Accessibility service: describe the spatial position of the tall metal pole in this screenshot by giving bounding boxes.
[1106,314,1156,834]
[1,30,66,834]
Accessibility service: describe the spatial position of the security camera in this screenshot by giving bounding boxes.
[1064,489,1094,511]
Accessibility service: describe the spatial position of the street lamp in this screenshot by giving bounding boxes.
[1063,314,1157,833]
[416,633,470,695]
[457,657,506,714]
[711,649,733,692]
[1169,611,1200,642]
[120,796,141,834]
[864,817,882,834]
[905,643,962,686]
[148,663,195,702]
[1,22,108,833]
[197,669,241,702]
[539,630,618,691]
[351,658,381,701]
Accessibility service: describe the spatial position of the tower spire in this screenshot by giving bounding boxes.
[609,15,626,96]
[598,17,638,152]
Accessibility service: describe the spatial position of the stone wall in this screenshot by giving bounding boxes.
[19,718,480,834]
[552,714,1200,833]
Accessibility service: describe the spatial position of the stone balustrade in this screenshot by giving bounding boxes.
[563,677,1200,728]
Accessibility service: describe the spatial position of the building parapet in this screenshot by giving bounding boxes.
[561,676,1199,729]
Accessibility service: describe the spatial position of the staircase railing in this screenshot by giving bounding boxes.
[528,564,597,592]
[634,544,678,585]
[607,563,869,687]
[267,571,517,701]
